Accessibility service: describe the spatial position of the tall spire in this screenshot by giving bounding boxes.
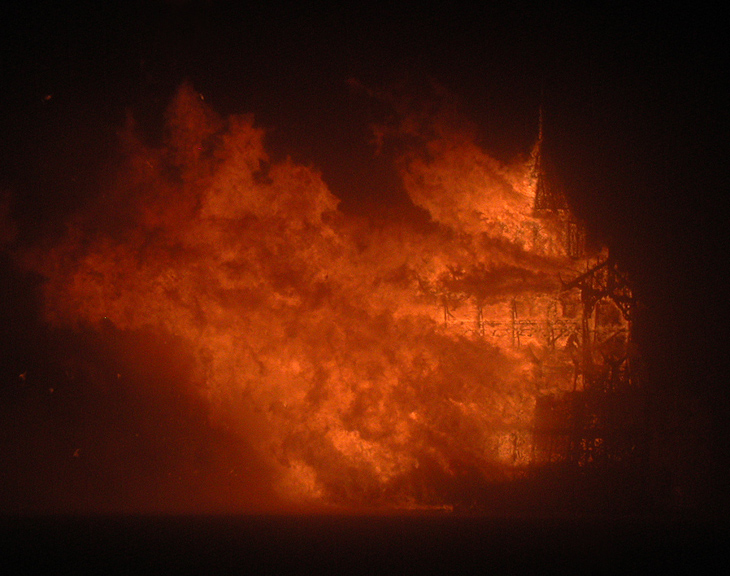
[532,104,568,213]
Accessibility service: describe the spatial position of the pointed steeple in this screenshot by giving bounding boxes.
[533,105,568,213]
[531,105,585,258]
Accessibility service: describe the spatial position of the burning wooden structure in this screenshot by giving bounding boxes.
[528,119,645,475]
[28,87,650,510]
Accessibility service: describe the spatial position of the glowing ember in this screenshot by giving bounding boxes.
[27,84,627,509]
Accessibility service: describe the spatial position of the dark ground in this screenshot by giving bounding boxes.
[2,514,728,575]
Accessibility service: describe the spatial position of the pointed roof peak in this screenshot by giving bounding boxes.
[532,106,569,213]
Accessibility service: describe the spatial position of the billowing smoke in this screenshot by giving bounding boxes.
[23,83,579,510]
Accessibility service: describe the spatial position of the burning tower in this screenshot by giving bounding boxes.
[29,87,650,510]
[529,113,645,474]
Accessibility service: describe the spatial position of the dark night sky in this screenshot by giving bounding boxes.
[1,2,728,513]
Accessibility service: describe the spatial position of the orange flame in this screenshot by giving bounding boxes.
[29,84,589,510]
